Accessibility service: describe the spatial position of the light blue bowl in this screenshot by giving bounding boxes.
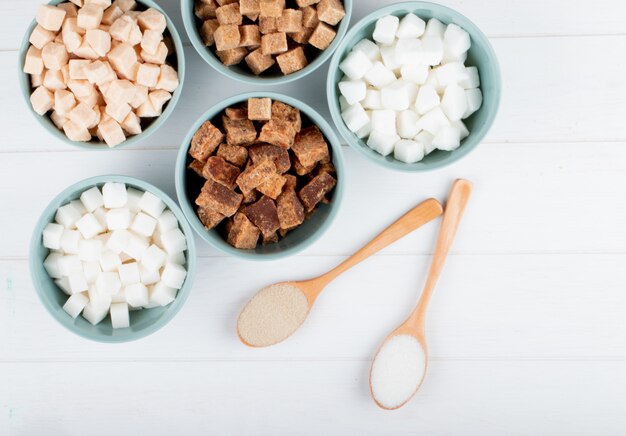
[181,0,352,85]
[29,175,197,343]
[175,92,345,261]
[327,1,501,172]
[18,0,186,150]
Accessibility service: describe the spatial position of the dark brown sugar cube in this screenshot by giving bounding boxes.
[291,125,330,167]
[247,97,272,121]
[245,47,275,74]
[242,188,260,204]
[239,25,261,47]
[283,173,298,191]
[227,212,261,249]
[316,0,345,25]
[291,152,316,175]
[259,0,285,18]
[225,106,248,120]
[276,9,303,33]
[289,27,314,44]
[258,119,297,149]
[201,19,220,46]
[222,116,257,146]
[214,24,241,51]
[196,1,218,20]
[236,159,277,193]
[216,46,248,65]
[295,0,320,7]
[197,206,225,229]
[314,160,336,177]
[277,188,305,229]
[262,231,279,245]
[216,2,243,24]
[298,171,336,211]
[190,121,225,162]
[300,5,319,27]
[271,100,301,132]
[217,143,249,167]
[196,179,243,217]
[202,156,241,189]
[244,195,281,236]
[257,173,286,199]
[188,159,206,177]
[261,32,288,55]
[248,143,291,173]
[308,22,336,50]
[276,46,308,75]
[240,0,260,18]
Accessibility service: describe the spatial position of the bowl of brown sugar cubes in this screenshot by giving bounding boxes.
[19,0,185,149]
[175,92,345,260]
[181,0,352,85]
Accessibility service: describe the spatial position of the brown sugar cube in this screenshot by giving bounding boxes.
[296,0,320,7]
[258,16,277,34]
[283,174,298,191]
[225,106,248,120]
[276,9,303,33]
[271,100,301,132]
[314,161,336,177]
[247,98,272,121]
[244,196,281,237]
[298,172,336,211]
[197,206,225,229]
[258,119,297,149]
[190,120,225,162]
[276,47,308,75]
[214,24,240,51]
[216,2,243,25]
[308,22,336,50]
[222,116,257,146]
[195,2,218,19]
[257,173,286,199]
[217,143,249,167]
[188,159,206,176]
[300,6,319,28]
[249,144,291,173]
[261,32,288,55]
[291,126,330,167]
[216,47,248,66]
[242,189,260,204]
[240,0,260,18]
[202,156,241,189]
[262,231,278,244]
[291,153,316,175]
[216,0,238,5]
[289,27,314,44]
[201,19,219,46]
[239,25,261,47]
[236,159,277,194]
[277,188,305,230]
[227,212,261,249]
[259,0,285,18]
[196,179,243,217]
[245,47,275,74]
[316,0,345,25]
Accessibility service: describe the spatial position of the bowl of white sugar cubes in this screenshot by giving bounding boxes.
[30,176,196,342]
[327,2,501,171]
[19,0,184,149]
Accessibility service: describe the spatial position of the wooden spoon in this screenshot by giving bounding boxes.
[237,198,444,348]
[369,179,472,410]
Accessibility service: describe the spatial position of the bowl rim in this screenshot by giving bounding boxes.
[180,0,353,86]
[326,0,502,172]
[29,174,197,343]
[18,0,186,151]
[175,91,346,261]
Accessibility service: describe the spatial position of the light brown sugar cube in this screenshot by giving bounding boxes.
[288,26,313,44]
[216,47,247,66]
[50,110,68,129]
[258,16,276,34]
[156,64,179,92]
[308,21,335,50]
[63,30,83,53]
[239,25,261,47]
[68,102,99,128]
[316,0,345,25]
[78,4,104,30]
[107,42,137,73]
[240,0,260,18]
[105,100,131,123]
[195,1,217,20]
[140,41,167,64]
[37,5,67,32]
[136,63,160,87]
[244,47,275,74]
[295,0,319,6]
[129,84,148,108]
[301,5,318,28]
[260,0,285,18]
[276,46,307,74]
[31,71,45,87]
[140,29,162,54]
[214,24,240,51]
[276,9,303,33]
[42,42,69,70]
[68,59,90,79]
[73,39,99,59]
[200,19,219,46]
[216,0,238,5]
[148,89,171,113]
[247,98,272,120]
[98,118,126,147]
[43,69,67,90]
[54,89,77,115]
[30,25,56,50]
[86,0,112,8]
[57,2,79,18]
[30,86,54,115]
[216,3,242,25]
[261,32,287,55]
[135,98,159,117]
[121,111,141,134]
[115,0,137,12]
[137,8,166,33]
[61,64,70,83]
[109,15,133,41]
[102,4,123,25]
[24,46,44,75]
[84,60,109,84]
[85,29,111,56]
[63,120,92,141]
[106,79,135,103]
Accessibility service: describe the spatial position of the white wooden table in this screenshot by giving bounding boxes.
[3,1,626,434]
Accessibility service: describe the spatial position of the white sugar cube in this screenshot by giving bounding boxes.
[126,187,143,213]
[464,88,483,118]
[367,130,400,156]
[82,300,109,325]
[415,84,440,115]
[459,66,480,89]
[78,238,103,262]
[150,282,177,306]
[92,207,108,231]
[168,251,186,265]
[125,283,149,307]
[111,288,127,303]
[138,191,165,218]
[102,182,127,208]
[160,228,187,255]
[110,302,130,328]
[416,107,450,135]
[83,260,102,284]
[421,36,444,66]
[341,103,369,133]
[124,233,149,260]
[106,229,131,254]
[130,212,157,237]
[425,71,445,94]
[75,213,105,239]
[396,13,425,39]
[60,229,81,254]
[415,130,436,155]
[44,252,63,279]
[79,186,104,212]
[434,62,465,87]
[441,84,469,122]
[117,262,139,286]
[397,110,420,139]
[338,80,367,105]
[400,64,428,85]
[68,272,89,294]
[394,38,421,66]
[452,120,469,139]
[362,88,382,110]
[106,207,132,230]
[100,250,122,272]
[352,38,380,61]
[139,265,160,285]
[43,223,64,250]
[370,110,397,135]
[356,121,372,139]
[443,24,471,58]
[55,202,82,228]
[364,61,396,88]
[339,96,349,111]
[96,271,122,295]
[55,277,72,295]
[381,81,411,111]
[63,292,89,319]
[443,47,468,64]
[433,125,461,151]
[88,284,112,309]
[141,244,166,272]
[161,262,187,289]
[58,254,82,276]
[340,50,373,80]
[394,139,425,163]
[379,45,400,71]
[424,18,445,38]
[157,210,178,233]
[373,15,399,45]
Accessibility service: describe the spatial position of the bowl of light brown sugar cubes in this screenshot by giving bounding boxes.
[19,0,185,149]
[181,0,352,85]
[175,93,345,260]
